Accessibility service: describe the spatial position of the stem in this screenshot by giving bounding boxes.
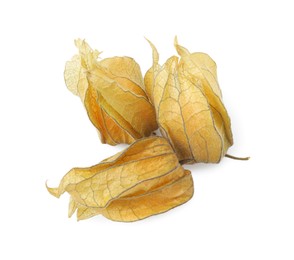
[225,154,250,161]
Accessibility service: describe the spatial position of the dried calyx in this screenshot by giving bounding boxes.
[64,39,158,145]
[47,137,193,222]
[145,37,233,164]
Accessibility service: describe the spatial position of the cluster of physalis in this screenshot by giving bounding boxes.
[47,37,248,222]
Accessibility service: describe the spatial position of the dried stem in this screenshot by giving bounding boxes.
[225,154,250,161]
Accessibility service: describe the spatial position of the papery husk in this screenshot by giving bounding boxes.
[47,137,194,222]
[65,39,158,145]
[144,38,233,163]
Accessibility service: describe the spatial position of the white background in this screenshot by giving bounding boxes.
[0,0,293,259]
